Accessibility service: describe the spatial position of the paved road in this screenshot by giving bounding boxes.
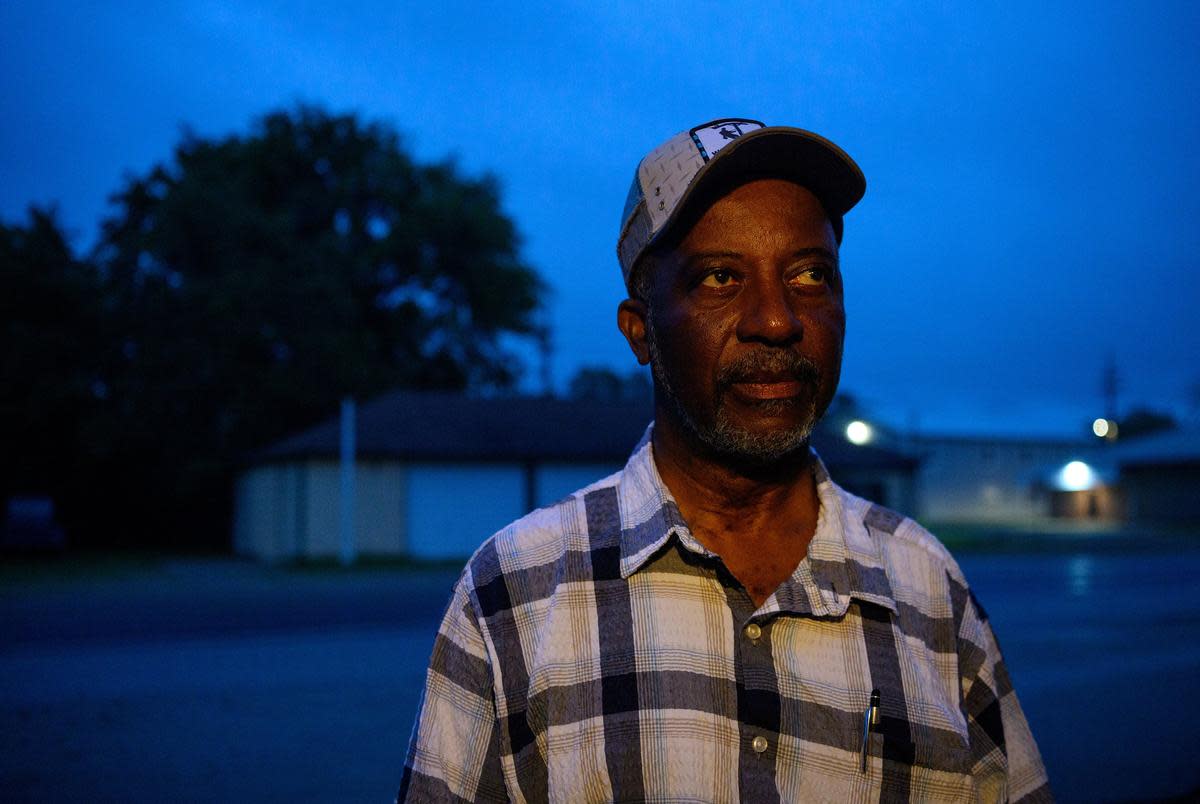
[1,559,460,647]
[2,552,1198,802]
[1,560,459,803]
[959,551,1200,803]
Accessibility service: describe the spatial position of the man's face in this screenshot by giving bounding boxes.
[627,178,845,465]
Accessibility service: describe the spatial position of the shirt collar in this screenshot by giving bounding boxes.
[616,426,698,577]
[615,423,898,616]
[764,460,898,618]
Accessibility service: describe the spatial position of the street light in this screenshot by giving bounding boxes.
[1057,460,1096,491]
[846,420,872,445]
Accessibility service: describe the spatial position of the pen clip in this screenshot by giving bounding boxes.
[860,688,880,773]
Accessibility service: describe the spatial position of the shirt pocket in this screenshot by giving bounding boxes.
[862,641,976,800]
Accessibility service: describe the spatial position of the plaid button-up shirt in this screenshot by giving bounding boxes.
[399,432,1052,803]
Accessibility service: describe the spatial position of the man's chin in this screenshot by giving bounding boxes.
[651,364,821,467]
[693,417,816,468]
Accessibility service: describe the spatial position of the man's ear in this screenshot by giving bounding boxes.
[617,299,651,366]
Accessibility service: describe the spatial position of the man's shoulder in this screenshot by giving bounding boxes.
[835,485,967,586]
[458,467,624,596]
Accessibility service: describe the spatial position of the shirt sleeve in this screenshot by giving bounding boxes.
[957,587,1054,803]
[398,571,508,803]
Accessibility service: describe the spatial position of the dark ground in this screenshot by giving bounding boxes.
[1,558,460,803]
[2,530,1199,803]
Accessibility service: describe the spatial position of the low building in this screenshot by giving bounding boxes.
[909,434,1109,523]
[234,390,919,562]
[1116,428,1200,525]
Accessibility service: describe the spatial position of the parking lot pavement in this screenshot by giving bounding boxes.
[0,557,462,647]
[1,559,457,803]
[4,550,1199,802]
[3,627,438,803]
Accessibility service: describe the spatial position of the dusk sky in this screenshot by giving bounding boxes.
[3,1,1198,437]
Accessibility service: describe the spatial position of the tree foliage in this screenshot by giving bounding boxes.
[1116,407,1177,439]
[1,208,106,512]
[3,106,545,549]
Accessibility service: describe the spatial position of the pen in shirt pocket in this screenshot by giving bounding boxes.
[860,688,880,773]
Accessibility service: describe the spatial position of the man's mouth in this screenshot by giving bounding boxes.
[728,375,807,400]
[717,351,822,405]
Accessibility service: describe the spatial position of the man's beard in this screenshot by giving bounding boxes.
[646,318,824,466]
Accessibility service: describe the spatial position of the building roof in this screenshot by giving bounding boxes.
[251,389,918,471]
[1114,427,1200,468]
[910,432,1095,449]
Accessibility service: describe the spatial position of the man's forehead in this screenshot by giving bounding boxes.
[653,177,839,259]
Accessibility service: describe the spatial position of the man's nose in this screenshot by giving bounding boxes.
[735,279,803,344]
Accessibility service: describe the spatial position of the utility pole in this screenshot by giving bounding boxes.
[1102,353,1120,423]
[537,321,553,398]
[339,396,357,566]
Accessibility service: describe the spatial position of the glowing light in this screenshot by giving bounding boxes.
[1057,460,1096,492]
[846,420,872,445]
[1092,418,1109,438]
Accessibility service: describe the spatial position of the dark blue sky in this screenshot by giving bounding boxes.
[3,1,1198,436]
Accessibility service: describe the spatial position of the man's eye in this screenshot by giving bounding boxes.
[792,266,829,286]
[700,269,736,287]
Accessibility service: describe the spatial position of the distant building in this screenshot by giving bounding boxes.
[909,434,1111,523]
[1115,427,1200,525]
[234,390,919,562]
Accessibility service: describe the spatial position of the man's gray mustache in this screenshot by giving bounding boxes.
[717,350,821,387]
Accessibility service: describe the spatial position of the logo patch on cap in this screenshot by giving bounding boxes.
[690,119,765,161]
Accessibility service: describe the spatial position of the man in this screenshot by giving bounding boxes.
[399,118,1051,802]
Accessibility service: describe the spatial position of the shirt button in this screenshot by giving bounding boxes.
[744,623,762,641]
[752,735,769,753]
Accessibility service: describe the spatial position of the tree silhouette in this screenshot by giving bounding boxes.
[6,106,545,550]
[1,207,107,531]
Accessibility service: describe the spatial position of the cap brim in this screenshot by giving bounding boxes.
[651,126,866,250]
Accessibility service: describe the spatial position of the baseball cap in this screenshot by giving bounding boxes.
[616,118,866,290]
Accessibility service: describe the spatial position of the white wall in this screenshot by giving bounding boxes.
[234,460,406,561]
[357,463,407,554]
[915,437,1100,522]
[405,463,527,560]
[300,461,406,558]
[236,458,628,562]
[234,464,305,562]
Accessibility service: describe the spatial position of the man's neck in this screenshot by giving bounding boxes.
[650,413,822,606]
